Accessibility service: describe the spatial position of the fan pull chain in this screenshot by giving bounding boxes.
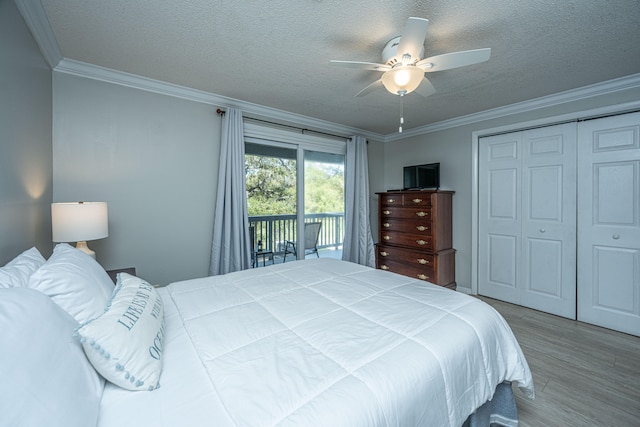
[398,90,406,133]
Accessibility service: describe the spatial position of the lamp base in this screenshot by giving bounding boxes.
[75,241,96,259]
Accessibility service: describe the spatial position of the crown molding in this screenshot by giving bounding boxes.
[384,72,640,142]
[54,56,640,144]
[15,0,62,69]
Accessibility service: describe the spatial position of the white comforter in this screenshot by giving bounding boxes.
[98,259,533,427]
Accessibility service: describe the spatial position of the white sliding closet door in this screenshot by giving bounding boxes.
[478,132,522,305]
[577,112,640,336]
[479,123,577,318]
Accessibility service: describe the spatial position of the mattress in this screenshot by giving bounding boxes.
[98,258,533,427]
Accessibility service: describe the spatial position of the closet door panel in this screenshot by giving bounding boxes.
[593,246,638,313]
[527,238,563,296]
[479,133,521,303]
[521,124,577,318]
[488,234,518,287]
[578,112,640,336]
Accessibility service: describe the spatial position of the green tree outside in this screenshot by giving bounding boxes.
[245,155,296,215]
[246,155,344,216]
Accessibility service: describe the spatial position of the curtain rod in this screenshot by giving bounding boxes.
[216,108,351,141]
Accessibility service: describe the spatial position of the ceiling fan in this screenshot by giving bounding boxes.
[330,17,491,98]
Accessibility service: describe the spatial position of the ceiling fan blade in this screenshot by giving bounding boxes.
[414,77,437,97]
[329,60,390,72]
[417,48,491,72]
[354,79,384,97]
[396,17,429,62]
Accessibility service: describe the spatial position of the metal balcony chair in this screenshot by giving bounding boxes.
[283,222,322,262]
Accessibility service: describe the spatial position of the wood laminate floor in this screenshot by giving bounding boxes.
[477,296,640,427]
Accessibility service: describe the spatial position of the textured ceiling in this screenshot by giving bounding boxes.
[40,0,640,135]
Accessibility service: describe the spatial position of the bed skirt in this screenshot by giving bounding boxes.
[463,382,518,427]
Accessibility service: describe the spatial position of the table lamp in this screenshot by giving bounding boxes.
[51,202,109,259]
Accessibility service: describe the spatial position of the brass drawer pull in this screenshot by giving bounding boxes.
[380,251,389,257]
[417,258,430,265]
[417,274,429,280]
[416,225,428,232]
[382,210,391,215]
[416,211,427,217]
[381,265,389,270]
[383,222,391,228]
[416,239,427,245]
[412,198,422,203]
[387,198,395,203]
[383,235,391,241]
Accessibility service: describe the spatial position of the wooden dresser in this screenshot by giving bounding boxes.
[375,190,456,289]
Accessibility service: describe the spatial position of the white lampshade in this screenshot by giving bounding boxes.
[52,202,109,258]
[381,65,424,95]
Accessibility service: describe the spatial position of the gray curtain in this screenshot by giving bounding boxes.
[209,108,251,275]
[342,135,375,267]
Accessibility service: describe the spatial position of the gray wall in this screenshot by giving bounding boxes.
[374,87,640,292]
[0,0,53,264]
[52,73,221,285]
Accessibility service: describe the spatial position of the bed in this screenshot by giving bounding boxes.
[0,244,534,427]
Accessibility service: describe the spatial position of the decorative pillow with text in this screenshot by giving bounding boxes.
[76,273,164,391]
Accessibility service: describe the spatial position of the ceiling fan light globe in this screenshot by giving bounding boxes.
[394,69,412,86]
[381,66,424,95]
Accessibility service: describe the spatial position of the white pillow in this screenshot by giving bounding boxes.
[76,273,165,391]
[28,243,115,324]
[0,246,46,288]
[0,287,104,427]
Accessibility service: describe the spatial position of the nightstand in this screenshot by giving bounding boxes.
[106,267,136,284]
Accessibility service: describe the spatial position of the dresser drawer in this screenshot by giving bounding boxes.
[380,218,432,235]
[378,259,436,282]
[403,194,432,207]
[380,232,433,250]
[380,193,403,206]
[380,207,432,221]
[377,245,435,269]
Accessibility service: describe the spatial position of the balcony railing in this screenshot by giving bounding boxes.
[249,212,344,254]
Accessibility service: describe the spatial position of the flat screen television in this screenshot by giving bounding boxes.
[403,163,440,190]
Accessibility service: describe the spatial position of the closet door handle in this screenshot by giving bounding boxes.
[539,228,546,233]
[613,234,620,240]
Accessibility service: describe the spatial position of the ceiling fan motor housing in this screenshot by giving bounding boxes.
[382,36,424,66]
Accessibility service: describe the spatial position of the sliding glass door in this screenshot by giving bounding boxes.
[245,142,297,257]
[303,150,344,259]
[245,140,345,263]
